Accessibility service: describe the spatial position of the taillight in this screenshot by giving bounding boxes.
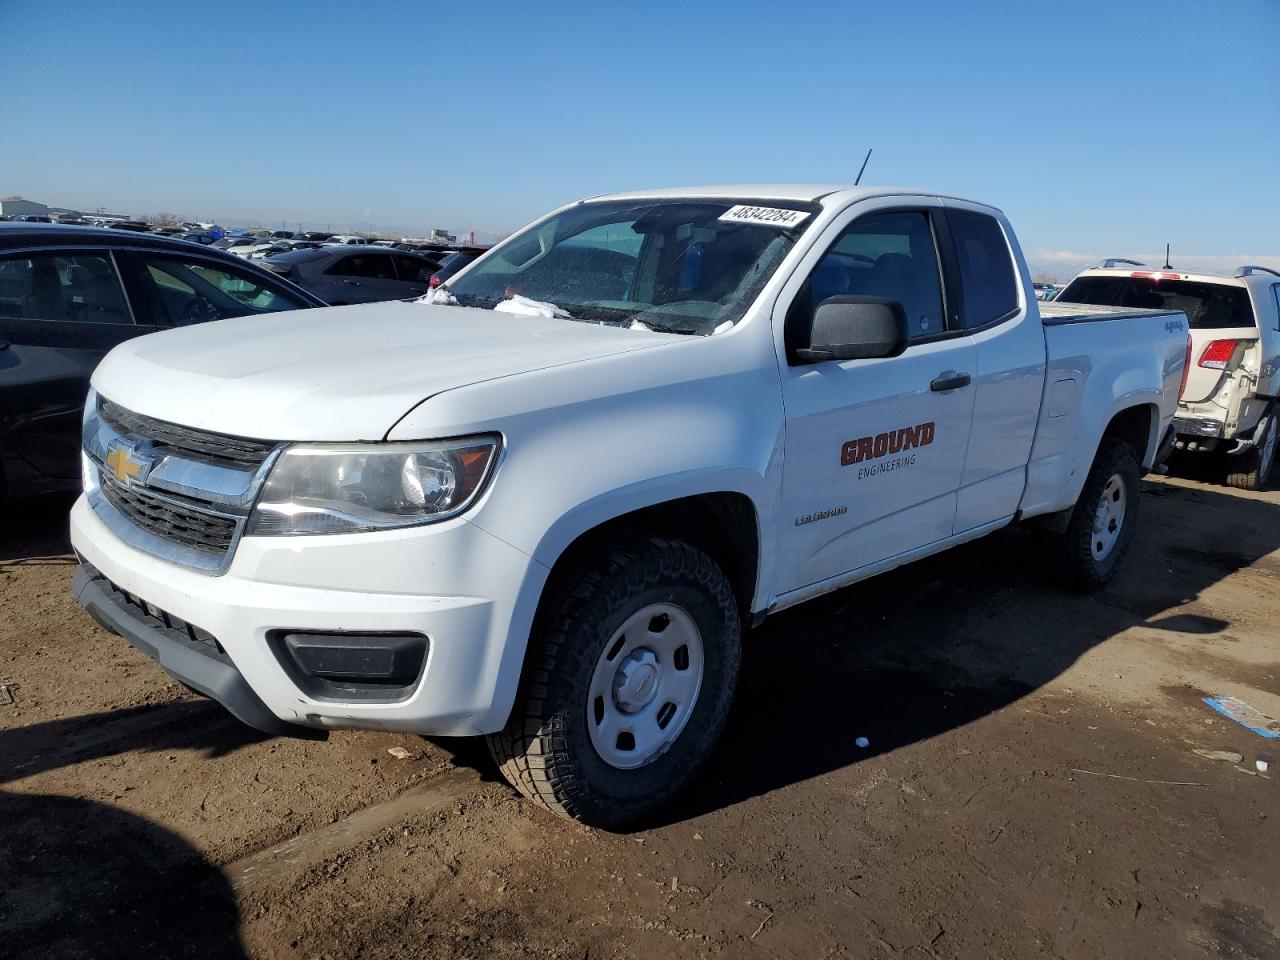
[428,274,442,288]
[1178,336,1192,398]
[1198,339,1238,370]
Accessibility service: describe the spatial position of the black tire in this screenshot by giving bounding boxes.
[1047,438,1142,592]
[1224,406,1277,492]
[487,537,741,828]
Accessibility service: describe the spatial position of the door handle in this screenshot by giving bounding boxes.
[930,371,971,392]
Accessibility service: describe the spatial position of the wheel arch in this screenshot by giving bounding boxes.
[535,490,762,624]
[480,486,764,735]
[1103,402,1160,467]
[1025,402,1157,534]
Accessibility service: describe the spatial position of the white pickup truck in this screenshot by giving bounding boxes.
[72,185,1190,826]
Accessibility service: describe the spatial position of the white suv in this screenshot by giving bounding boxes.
[1059,261,1280,489]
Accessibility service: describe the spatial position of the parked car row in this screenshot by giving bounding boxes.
[259,245,442,303]
[0,224,324,499]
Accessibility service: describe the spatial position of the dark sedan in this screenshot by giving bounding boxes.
[0,224,325,501]
[260,246,444,304]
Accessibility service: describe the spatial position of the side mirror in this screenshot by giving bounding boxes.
[793,295,909,364]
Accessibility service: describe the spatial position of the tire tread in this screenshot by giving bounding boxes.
[487,536,739,825]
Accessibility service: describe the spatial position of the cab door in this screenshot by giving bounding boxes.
[773,202,977,596]
[941,204,1046,533]
[0,249,145,481]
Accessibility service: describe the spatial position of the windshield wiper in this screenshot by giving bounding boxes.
[627,318,700,335]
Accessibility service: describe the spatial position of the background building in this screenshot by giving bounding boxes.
[0,196,50,219]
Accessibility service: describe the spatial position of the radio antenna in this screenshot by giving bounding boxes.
[1162,242,1171,270]
[854,148,873,186]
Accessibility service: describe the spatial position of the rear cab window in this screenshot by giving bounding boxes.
[1059,275,1257,330]
[947,209,1020,329]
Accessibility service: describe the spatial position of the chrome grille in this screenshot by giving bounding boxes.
[99,399,275,470]
[86,396,279,573]
[100,473,238,555]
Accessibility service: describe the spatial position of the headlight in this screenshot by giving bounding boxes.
[82,387,99,494]
[246,436,499,536]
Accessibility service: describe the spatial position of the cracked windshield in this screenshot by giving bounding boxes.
[445,199,816,334]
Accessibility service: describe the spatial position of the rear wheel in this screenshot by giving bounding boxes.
[1224,406,1277,491]
[487,537,741,828]
[1045,438,1142,592]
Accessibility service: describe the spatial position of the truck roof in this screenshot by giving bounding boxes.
[588,184,1000,212]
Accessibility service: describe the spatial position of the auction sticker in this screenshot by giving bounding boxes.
[717,205,811,228]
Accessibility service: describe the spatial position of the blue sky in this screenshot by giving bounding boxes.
[2,0,1277,276]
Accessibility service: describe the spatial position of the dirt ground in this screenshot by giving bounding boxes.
[2,473,1278,960]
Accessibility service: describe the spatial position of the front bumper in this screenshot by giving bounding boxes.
[73,562,312,738]
[70,495,547,736]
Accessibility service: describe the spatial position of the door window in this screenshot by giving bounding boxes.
[0,252,131,324]
[138,255,309,325]
[328,254,398,280]
[791,211,946,351]
[392,255,436,284]
[948,210,1019,329]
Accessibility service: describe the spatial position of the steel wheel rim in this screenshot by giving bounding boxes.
[1091,472,1127,561]
[586,602,704,770]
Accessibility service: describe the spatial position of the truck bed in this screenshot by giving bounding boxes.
[1039,301,1182,326]
[1019,303,1188,520]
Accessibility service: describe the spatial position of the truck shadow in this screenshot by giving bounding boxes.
[0,703,265,958]
[0,789,249,959]
[0,698,341,957]
[0,701,268,787]
[644,478,1280,828]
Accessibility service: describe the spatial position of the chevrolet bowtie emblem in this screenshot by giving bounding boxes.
[105,442,151,485]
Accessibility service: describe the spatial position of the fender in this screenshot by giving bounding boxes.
[466,468,773,733]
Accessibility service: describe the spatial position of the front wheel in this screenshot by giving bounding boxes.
[487,537,741,828]
[1224,406,1277,491]
[1045,438,1142,592]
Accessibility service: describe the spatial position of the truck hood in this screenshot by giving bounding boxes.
[92,301,674,440]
